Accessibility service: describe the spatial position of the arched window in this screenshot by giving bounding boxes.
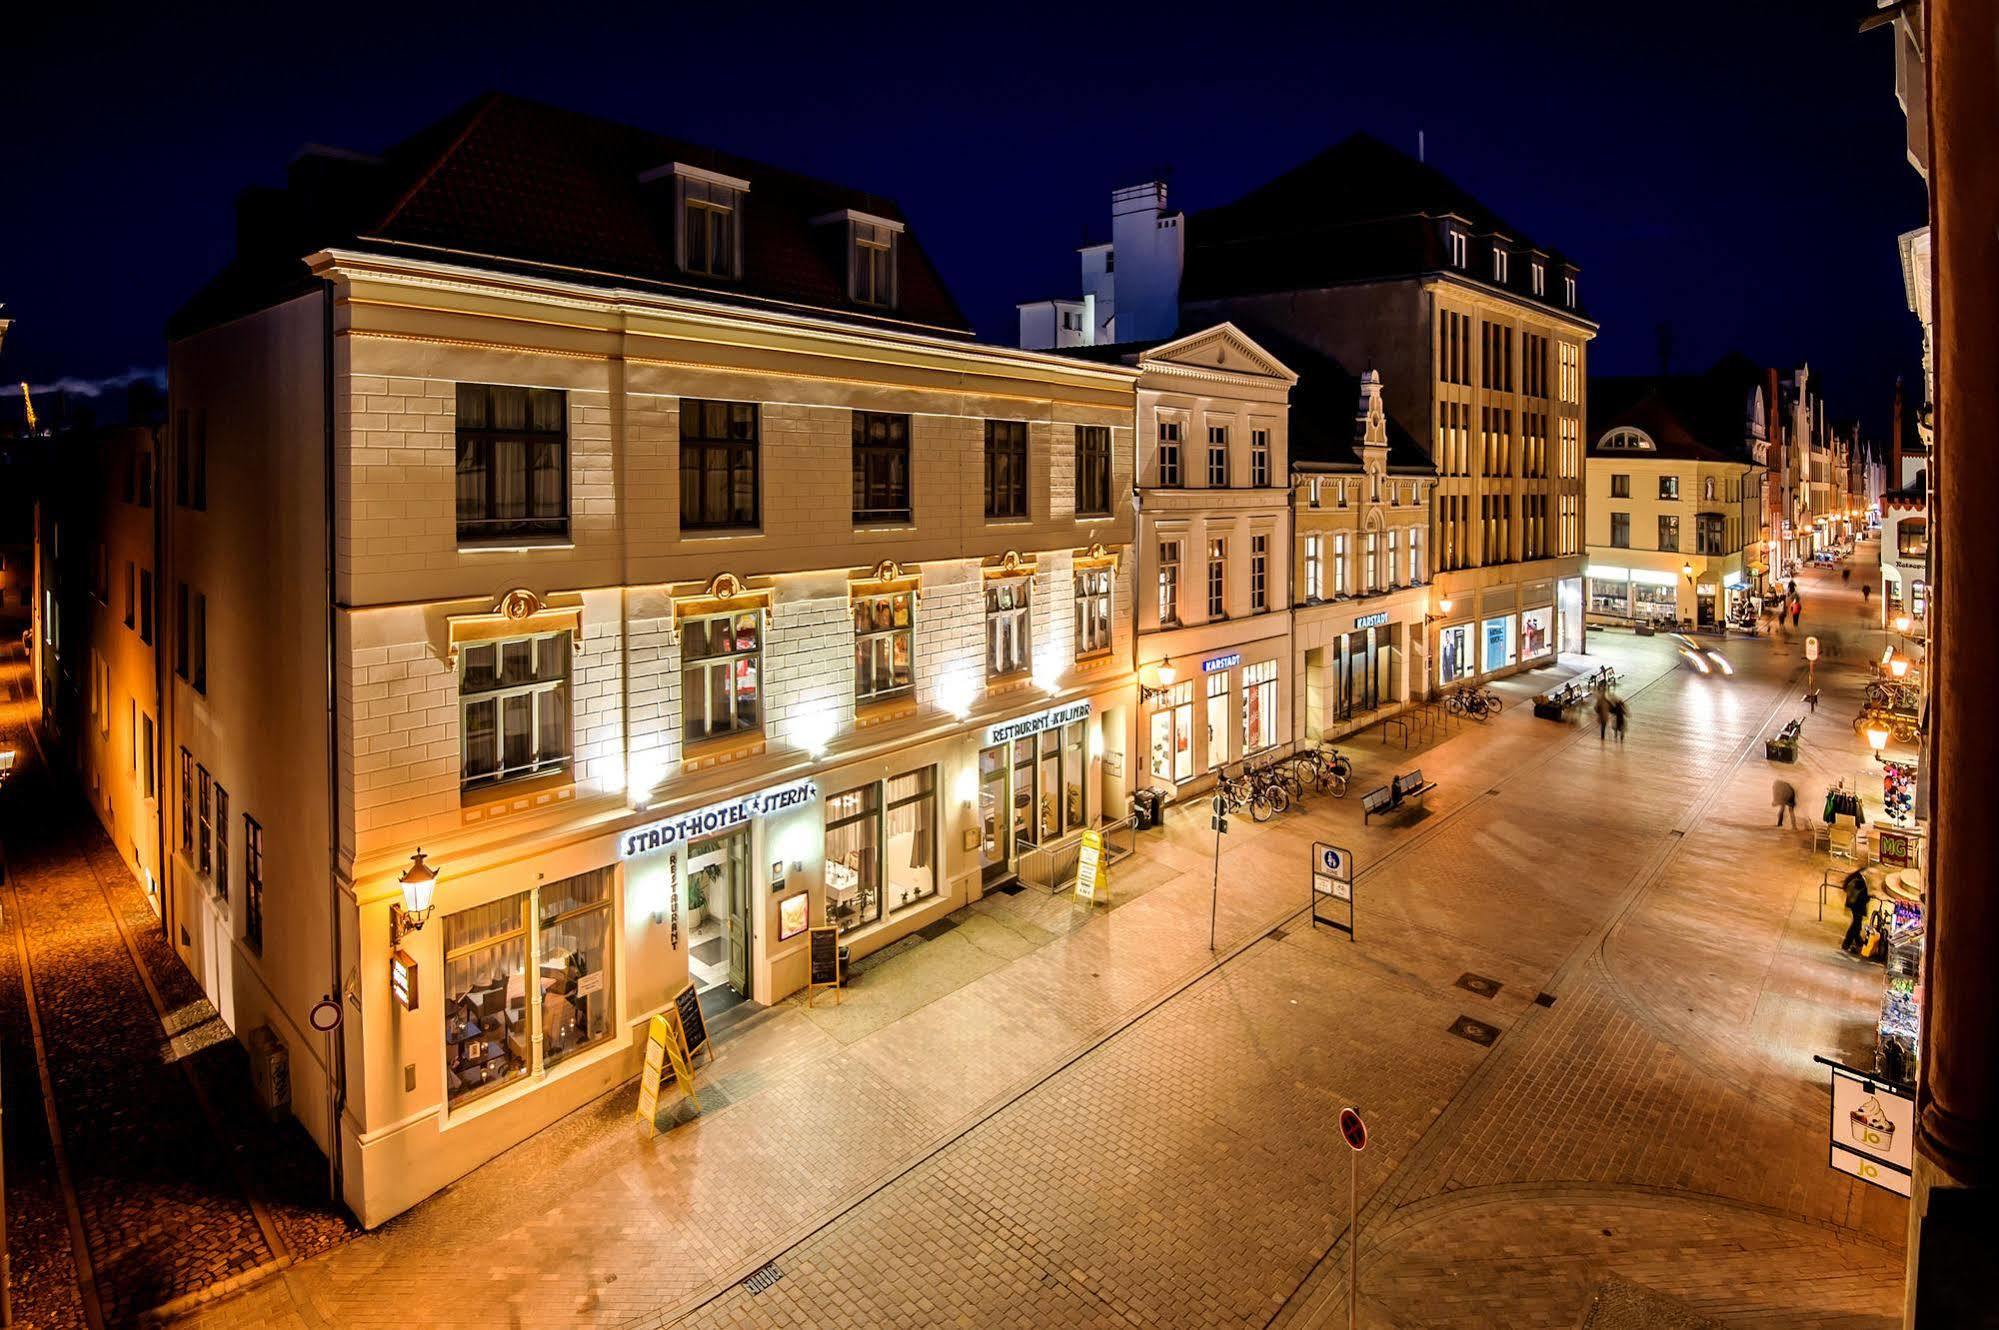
[1597,428,1656,452]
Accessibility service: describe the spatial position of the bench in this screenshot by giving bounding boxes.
[1363,770,1438,823]
[1765,718,1803,763]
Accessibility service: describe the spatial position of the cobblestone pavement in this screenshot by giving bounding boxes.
[137,553,1911,1328]
[0,647,354,1327]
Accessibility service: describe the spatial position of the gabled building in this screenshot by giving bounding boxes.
[1586,355,1772,628]
[164,93,1140,1225]
[1180,133,1594,689]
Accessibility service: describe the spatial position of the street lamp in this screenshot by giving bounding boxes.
[1865,721,1891,763]
[1889,652,1911,680]
[1138,659,1179,705]
[391,848,439,946]
[1423,595,1454,626]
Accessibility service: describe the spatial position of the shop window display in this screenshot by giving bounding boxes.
[444,893,531,1105]
[1520,607,1551,659]
[1206,670,1230,771]
[1242,660,1277,754]
[1588,578,1630,618]
[825,782,883,928]
[827,767,938,931]
[1633,581,1677,621]
[538,868,615,1069]
[1482,615,1515,672]
[1149,681,1194,783]
[1062,720,1087,830]
[1438,624,1473,685]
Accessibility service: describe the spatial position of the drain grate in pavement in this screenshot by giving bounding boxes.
[1454,972,1502,998]
[1448,1015,1501,1046]
[1267,926,1288,943]
[990,882,1025,896]
[1535,991,1558,1007]
[743,1261,783,1295]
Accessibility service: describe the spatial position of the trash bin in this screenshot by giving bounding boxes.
[1131,788,1165,830]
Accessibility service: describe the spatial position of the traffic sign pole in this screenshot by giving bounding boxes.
[1339,1107,1367,1330]
[1209,794,1225,951]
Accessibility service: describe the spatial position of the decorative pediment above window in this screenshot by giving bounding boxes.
[981,550,1038,581]
[445,588,583,667]
[671,571,775,621]
[848,559,922,599]
[1072,542,1120,570]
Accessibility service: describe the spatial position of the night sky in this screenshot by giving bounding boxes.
[4,1,1926,437]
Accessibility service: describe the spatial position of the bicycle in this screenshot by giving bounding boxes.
[1218,765,1288,822]
[1294,745,1352,797]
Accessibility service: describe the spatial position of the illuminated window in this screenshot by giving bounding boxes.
[678,176,742,279]
[1158,541,1180,624]
[682,613,761,744]
[1075,567,1113,658]
[854,589,915,704]
[850,220,898,307]
[1157,420,1183,487]
[462,631,572,787]
[985,578,1031,677]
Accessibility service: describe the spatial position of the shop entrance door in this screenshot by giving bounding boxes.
[1336,628,1379,720]
[1012,736,1038,860]
[687,827,753,1002]
[978,744,1011,886]
[1696,591,1716,628]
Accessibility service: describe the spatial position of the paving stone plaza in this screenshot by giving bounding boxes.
[0,554,1913,1328]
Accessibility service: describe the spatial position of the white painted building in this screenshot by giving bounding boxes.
[1018,181,1185,350]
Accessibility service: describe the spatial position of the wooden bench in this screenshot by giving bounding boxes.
[1363,769,1438,823]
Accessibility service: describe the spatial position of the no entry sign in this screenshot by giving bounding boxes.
[1339,1106,1367,1152]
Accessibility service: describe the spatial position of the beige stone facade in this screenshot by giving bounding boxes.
[165,250,1139,1226]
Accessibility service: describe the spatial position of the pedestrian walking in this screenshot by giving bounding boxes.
[1841,868,1872,955]
[1863,583,1872,605]
[1787,579,1798,599]
[1791,601,1802,628]
[1594,689,1611,741]
[1611,697,1629,743]
[1842,567,1852,585]
[1773,778,1798,827]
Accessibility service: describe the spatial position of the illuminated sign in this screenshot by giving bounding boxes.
[1354,612,1390,630]
[621,778,819,860]
[390,948,419,1011]
[983,700,1092,748]
[1201,652,1241,673]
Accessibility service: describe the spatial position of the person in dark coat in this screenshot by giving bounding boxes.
[1610,697,1629,743]
[1773,778,1797,827]
[1841,869,1872,955]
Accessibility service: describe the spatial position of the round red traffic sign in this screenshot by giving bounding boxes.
[1339,1106,1367,1151]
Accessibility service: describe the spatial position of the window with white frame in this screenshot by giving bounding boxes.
[244,816,264,954]
[1158,541,1180,624]
[850,219,898,307]
[1564,275,1577,307]
[1334,533,1349,596]
[985,578,1031,678]
[682,612,761,744]
[456,384,568,543]
[1075,567,1113,658]
[197,764,213,877]
[1386,530,1399,587]
[1157,421,1183,487]
[1449,230,1468,267]
[1207,538,1226,618]
[1242,660,1277,754]
[854,588,915,704]
[461,631,572,788]
[678,174,743,279]
[1251,429,1271,486]
[1308,478,1322,508]
[1492,245,1509,282]
[1409,526,1425,583]
[1207,426,1228,487]
[215,784,229,901]
[1532,261,1545,296]
[1250,535,1268,611]
[1364,531,1379,591]
[1305,534,1324,601]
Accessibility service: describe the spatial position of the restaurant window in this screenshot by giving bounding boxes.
[538,868,616,1069]
[853,412,911,524]
[1158,541,1180,624]
[1075,567,1113,658]
[455,384,568,543]
[1149,680,1195,783]
[1207,427,1229,487]
[1897,520,1927,559]
[1156,420,1182,486]
[1061,721,1087,831]
[826,767,937,931]
[682,611,762,744]
[854,588,915,703]
[244,816,264,954]
[1250,535,1268,611]
[197,765,213,878]
[444,893,531,1106]
[461,632,571,788]
[1207,538,1226,619]
[985,578,1031,678]
[1206,670,1231,770]
[984,420,1029,519]
[680,400,759,531]
[1075,426,1112,516]
[1242,660,1277,754]
[1251,430,1271,487]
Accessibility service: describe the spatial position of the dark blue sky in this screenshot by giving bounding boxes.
[3,1,1925,435]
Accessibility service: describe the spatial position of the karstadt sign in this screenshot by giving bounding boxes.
[621,778,819,860]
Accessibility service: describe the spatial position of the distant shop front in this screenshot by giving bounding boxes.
[1431,582,1557,692]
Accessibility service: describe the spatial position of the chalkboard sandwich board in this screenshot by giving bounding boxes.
[670,981,711,1064]
[807,925,842,1006]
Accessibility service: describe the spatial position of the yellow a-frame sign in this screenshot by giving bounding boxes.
[636,1011,701,1138]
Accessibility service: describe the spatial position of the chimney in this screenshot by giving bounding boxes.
[1109,181,1183,343]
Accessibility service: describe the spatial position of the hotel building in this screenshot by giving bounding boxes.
[163,95,1137,1224]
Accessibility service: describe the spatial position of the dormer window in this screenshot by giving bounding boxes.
[1491,245,1509,283]
[1564,275,1577,307]
[644,163,750,280]
[817,209,903,308]
[1531,261,1546,297]
[1448,230,1468,268]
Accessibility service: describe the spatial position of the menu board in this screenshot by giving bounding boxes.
[671,982,709,1061]
[808,925,841,1005]
[1075,830,1107,904]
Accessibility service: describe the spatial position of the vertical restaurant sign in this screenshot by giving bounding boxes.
[390,949,419,1011]
[621,777,819,859]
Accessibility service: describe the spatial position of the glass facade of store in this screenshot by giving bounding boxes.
[979,714,1090,885]
[825,766,938,932]
[1482,615,1515,672]
[1520,607,1551,660]
[1438,623,1475,685]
